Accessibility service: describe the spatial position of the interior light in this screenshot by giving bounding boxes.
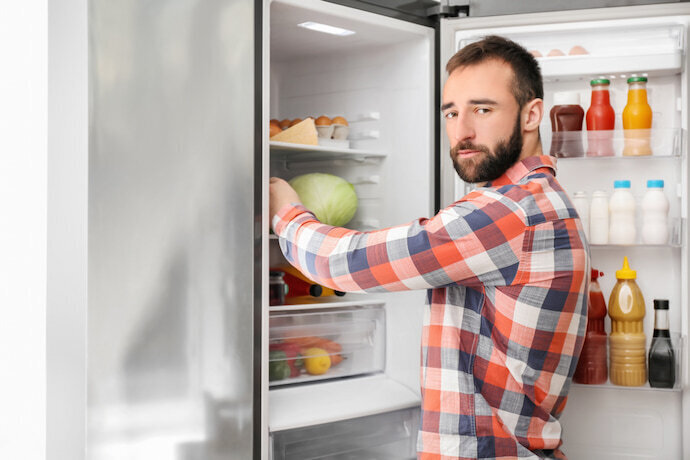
[298,21,355,36]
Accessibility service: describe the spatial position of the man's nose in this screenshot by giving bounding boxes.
[453,115,475,143]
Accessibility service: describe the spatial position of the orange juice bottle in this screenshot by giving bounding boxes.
[608,257,647,386]
[622,77,653,156]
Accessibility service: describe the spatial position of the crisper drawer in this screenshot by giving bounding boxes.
[269,305,385,386]
[271,407,419,460]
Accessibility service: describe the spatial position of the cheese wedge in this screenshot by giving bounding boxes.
[270,117,318,145]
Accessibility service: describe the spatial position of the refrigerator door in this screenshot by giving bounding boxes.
[87,1,260,459]
[439,4,690,460]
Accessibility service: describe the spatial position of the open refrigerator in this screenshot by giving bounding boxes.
[264,2,690,459]
[56,1,690,459]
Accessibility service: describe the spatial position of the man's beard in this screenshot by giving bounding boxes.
[450,114,523,184]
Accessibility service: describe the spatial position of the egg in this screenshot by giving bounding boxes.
[269,124,282,138]
[568,45,589,55]
[279,119,291,130]
[331,116,348,126]
[547,49,565,57]
[315,116,332,126]
[529,50,543,58]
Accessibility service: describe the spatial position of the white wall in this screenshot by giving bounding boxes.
[0,2,48,460]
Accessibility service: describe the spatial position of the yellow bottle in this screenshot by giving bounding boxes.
[608,257,647,386]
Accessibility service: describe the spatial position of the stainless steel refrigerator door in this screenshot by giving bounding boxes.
[87,0,258,458]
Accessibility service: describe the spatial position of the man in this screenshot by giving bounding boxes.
[269,35,589,460]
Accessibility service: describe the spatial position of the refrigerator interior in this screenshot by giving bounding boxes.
[445,7,689,460]
[265,0,434,453]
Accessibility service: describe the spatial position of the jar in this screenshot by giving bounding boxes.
[269,271,288,306]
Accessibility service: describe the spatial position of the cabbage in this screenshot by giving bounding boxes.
[289,173,358,227]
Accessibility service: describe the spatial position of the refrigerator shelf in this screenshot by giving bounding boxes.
[269,375,420,432]
[270,296,385,312]
[571,381,681,392]
[270,141,386,162]
[537,50,682,82]
[546,128,681,160]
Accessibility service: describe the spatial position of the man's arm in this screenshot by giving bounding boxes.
[270,180,527,293]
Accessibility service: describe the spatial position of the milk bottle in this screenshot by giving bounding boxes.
[641,180,669,245]
[609,180,636,245]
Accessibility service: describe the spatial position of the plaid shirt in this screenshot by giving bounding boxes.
[272,155,589,459]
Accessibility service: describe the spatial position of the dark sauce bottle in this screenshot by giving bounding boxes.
[648,299,675,388]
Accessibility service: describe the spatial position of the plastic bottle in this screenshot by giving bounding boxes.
[641,179,669,245]
[550,91,585,158]
[609,180,636,245]
[571,191,589,240]
[573,269,608,384]
[608,257,646,386]
[648,299,675,388]
[622,76,653,156]
[586,79,616,157]
[589,190,609,244]
[269,271,288,306]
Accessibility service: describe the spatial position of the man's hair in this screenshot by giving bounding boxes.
[446,35,543,108]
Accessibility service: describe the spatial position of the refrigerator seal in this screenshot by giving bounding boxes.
[254,0,264,458]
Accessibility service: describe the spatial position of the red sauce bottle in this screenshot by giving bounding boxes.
[550,91,585,157]
[573,269,608,384]
[586,79,616,157]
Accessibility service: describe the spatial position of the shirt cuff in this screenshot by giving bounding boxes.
[271,203,315,237]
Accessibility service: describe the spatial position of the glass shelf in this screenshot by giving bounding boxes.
[270,141,386,162]
[537,50,681,82]
[572,381,681,393]
[547,128,681,160]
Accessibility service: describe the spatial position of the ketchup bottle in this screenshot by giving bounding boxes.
[550,91,585,158]
[573,269,608,384]
[586,79,616,157]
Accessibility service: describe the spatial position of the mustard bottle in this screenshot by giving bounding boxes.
[608,257,647,386]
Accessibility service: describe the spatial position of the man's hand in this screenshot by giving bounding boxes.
[269,177,302,223]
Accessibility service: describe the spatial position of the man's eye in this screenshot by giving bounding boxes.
[444,112,457,120]
[476,107,491,114]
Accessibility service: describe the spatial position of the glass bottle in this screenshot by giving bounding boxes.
[648,299,675,388]
[586,78,615,157]
[622,76,653,156]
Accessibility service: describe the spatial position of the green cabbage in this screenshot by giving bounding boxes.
[289,173,358,227]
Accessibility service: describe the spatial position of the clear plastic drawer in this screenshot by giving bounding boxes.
[269,305,385,386]
[270,407,419,460]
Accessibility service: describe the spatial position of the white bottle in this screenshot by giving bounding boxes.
[571,191,589,240]
[609,180,636,245]
[589,191,609,244]
[641,179,669,244]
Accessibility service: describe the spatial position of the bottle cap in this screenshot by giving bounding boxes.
[553,91,581,106]
[615,256,637,280]
[591,268,603,281]
[653,299,669,310]
[590,78,610,86]
[269,270,285,279]
[647,179,664,188]
[309,284,323,297]
[627,76,648,83]
[613,180,631,189]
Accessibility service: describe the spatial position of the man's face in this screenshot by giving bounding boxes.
[442,59,524,183]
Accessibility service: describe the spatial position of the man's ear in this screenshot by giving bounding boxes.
[523,98,543,132]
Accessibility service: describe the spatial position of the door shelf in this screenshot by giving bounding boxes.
[589,217,683,248]
[270,141,386,162]
[573,334,684,391]
[537,50,681,82]
[547,128,681,160]
[269,305,385,387]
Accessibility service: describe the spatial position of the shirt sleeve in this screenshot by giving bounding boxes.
[271,190,527,293]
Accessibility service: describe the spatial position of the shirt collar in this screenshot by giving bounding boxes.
[486,155,557,187]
